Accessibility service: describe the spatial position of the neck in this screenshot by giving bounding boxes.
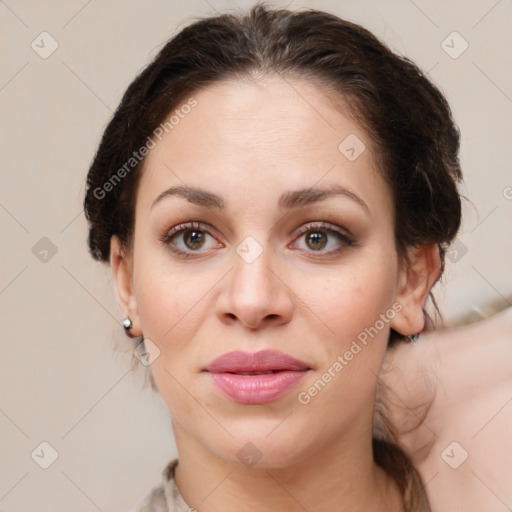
[172,419,403,512]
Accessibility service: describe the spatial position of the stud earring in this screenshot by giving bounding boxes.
[122,317,133,331]
[410,333,420,343]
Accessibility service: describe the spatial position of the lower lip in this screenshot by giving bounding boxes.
[208,371,308,404]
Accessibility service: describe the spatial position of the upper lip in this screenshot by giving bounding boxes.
[204,349,310,373]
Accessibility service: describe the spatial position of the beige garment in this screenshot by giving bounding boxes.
[132,459,194,512]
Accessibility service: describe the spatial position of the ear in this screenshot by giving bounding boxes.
[390,243,442,336]
[110,235,142,337]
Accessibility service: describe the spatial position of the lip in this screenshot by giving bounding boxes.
[204,349,310,404]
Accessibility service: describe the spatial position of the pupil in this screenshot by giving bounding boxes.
[185,230,204,249]
[307,232,326,250]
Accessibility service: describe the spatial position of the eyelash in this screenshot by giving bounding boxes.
[159,221,355,259]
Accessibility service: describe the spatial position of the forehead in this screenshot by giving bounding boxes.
[137,75,389,214]
[161,76,369,162]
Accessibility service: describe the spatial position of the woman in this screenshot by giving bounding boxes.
[83,4,509,511]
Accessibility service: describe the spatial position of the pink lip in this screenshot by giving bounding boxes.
[204,350,310,404]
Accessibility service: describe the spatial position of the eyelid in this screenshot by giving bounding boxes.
[160,221,219,243]
[293,221,354,241]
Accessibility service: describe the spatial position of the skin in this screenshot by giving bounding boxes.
[110,76,440,511]
[381,305,512,511]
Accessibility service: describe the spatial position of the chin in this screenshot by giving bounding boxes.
[200,421,311,470]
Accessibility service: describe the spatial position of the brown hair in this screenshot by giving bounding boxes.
[84,4,463,510]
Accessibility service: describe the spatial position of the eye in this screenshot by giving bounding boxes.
[159,221,223,257]
[291,222,355,255]
[159,220,355,259]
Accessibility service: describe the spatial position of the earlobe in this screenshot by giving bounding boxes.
[110,235,142,337]
[390,243,442,337]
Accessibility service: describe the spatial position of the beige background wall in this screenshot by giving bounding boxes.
[1,0,511,510]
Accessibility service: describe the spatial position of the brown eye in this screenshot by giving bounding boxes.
[182,230,206,250]
[160,221,223,258]
[306,231,328,250]
[291,221,355,256]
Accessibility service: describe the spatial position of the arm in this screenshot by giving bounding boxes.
[380,305,512,466]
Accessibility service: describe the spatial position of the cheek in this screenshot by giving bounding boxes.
[132,242,213,353]
[294,264,397,427]
[301,258,398,345]
[132,258,213,420]
[293,249,399,405]
[135,271,209,347]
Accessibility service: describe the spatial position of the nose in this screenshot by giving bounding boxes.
[215,243,294,331]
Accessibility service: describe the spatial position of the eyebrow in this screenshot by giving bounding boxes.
[151,184,370,215]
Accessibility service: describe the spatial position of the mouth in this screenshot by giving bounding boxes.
[226,370,280,375]
[204,350,310,404]
[204,349,310,373]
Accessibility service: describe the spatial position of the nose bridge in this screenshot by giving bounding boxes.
[218,234,293,328]
[232,236,276,304]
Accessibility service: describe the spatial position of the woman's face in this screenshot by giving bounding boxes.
[122,76,407,467]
